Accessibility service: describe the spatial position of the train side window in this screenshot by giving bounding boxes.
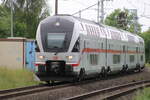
[109,44,111,49]
[101,43,103,49]
[84,40,86,48]
[98,43,101,48]
[89,26,92,35]
[113,55,120,64]
[89,55,93,65]
[35,41,40,52]
[141,55,143,61]
[80,23,84,30]
[136,47,138,53]
[90,54,98,65]
[123,45,125,52]
[72,38,80,52]
[130,55,135,63]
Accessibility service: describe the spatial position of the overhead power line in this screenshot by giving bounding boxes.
[126,0,137,8]
[72,3,97,16]
[72,0,88,7]
[140,15,150,19]
[144,2,150,6]
[72,0,112,23]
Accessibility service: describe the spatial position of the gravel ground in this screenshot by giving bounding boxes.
[10,67,150,100]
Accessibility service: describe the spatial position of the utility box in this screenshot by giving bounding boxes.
[0,38,36,70]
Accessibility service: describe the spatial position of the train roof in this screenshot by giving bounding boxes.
[73,15,144,44]
[41,15,144,44]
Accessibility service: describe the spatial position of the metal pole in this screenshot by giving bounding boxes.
[11,0,13,37]
[97,1,100,23]
[129,9,138,34]
[134,10,138,34]
[55,0,58,15]
[100,0,104,23]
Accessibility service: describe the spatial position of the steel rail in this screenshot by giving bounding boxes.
[0,78,103,99]
[66,80,150,100]
[0,82,71,100]
[0,71,145,100]
[0,84,45,94]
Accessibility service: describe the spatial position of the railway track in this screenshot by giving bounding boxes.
[0,78,104,100]
[0,71,146,100]
[66,80,150,100]
[0,81,72,100]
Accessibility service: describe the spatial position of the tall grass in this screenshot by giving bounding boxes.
[146,63,150,67]
[0,67,40,90]
[134,88,150,100]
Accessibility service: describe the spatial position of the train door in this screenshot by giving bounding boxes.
[80,35,88,74]
[87,39,95,74]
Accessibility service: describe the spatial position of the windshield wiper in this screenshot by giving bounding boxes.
[53,46,59,49]
[52,46,60,55]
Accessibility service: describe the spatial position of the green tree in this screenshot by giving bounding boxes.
[104,9,141,34]
[1,0,50,38]
[0,5,11,38]
[140,28,150,62]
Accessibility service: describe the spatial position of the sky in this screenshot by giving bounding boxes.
[47,0,150,32]
[0,0,149,32]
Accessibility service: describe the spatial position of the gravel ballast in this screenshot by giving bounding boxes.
[11,68,150,100]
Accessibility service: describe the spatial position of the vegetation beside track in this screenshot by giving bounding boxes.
[134,88,150,100]
[146,63,150,67]
[133,64,150,100]
[0,67,40,90]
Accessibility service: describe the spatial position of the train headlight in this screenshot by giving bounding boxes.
[66,56,73,60]
[38,55,45,59]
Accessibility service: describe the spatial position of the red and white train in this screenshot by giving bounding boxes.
[35,15,145,82]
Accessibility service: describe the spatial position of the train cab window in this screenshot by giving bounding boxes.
[130,55,135,63]
[72,38,80,52]
[47,33,66,49]
[141,55,143,61]
[89,54,98,65]
[113,55,120,64]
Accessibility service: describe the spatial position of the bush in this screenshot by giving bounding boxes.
[134,88,150,100]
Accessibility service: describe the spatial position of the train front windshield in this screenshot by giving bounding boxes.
[47,33,66,49]
[40,17,74,52]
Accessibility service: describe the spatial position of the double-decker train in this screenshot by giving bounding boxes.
[35,15,145,82]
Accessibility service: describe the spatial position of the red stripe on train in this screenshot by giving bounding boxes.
[82,48,143,54]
